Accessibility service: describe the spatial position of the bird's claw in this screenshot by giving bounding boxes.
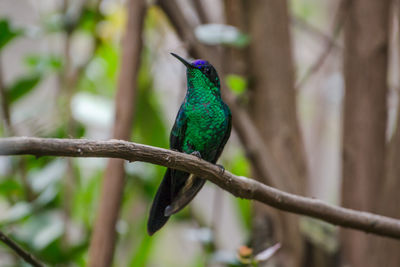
[191,151,202,159]
[216,164,225,175]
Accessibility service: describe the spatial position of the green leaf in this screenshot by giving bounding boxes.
[0,19,22,50]
[7,74,41,103]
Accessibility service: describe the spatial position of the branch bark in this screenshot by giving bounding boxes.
[0,230,44,267]
[88,0,146,266]
[2,137,400,240]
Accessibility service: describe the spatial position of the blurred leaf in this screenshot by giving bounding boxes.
[0,19,22,50]
[195,24,249,47]
[71,92,113,129]
[128,234,154,267]
[1,184,59,225]
[226,149,250,177]
[12,210,66,263]
[79,42,118,96]
[226,74,247,96]
[0,178,24,197]
[25,54,63,74]
[235,198,251,229]
[33,214,64,250]
[224,150,251,228]
[28,159,66,193]
[72,171,102,227]
[33,185,58,207]
[97,3,126,42]
[6,74,41,104]
[2,202,33,224]
[25,155,55,171]
[77,7,103,32]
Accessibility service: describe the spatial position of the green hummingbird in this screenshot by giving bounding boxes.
[147,53,232,235]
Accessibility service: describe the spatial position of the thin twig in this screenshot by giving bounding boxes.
[296,0,349,89]
[1,137,400,239]
[0,231,44,267]
[291,16,342,50]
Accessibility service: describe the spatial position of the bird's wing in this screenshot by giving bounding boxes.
[163,102,206,216]
[166,103,231,215]
[169,103,188,151]
[213,102,232,163]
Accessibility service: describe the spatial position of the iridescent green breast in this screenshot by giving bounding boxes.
[182,90,228,161]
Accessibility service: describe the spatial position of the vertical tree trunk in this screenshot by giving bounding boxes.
[247,1,308,266]
[341,0,391,266]
[368,99,400,265]
[88,0,146,266]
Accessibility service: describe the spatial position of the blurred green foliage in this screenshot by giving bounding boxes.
[0,19,22,50]
[226,74,247,96]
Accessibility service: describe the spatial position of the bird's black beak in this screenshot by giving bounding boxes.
[170,53,194,69]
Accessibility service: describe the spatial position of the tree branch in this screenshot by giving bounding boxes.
[0,230,44,267]
[1,137,400,240]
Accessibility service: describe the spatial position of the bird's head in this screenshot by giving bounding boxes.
[171,53,220,90]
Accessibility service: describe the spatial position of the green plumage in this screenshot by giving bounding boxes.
[147,53,231,235]
[178,67,230,160]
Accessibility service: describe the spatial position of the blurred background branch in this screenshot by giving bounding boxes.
[0,230,44,267]
[88,0,146,266]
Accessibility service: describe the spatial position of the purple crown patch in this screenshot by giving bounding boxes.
[192,59,209,68]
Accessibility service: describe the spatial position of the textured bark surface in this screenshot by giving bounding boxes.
[369,103,400,266]
[87,0,146,266]
[247,1,308,266]
[341,0,391,266]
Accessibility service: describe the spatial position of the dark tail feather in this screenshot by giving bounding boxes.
[164,175,205,216]
[147,169,204,235]
[147,169,173,235]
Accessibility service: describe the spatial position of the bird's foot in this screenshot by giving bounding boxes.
[216,164,225,175]
[191,151,202,159]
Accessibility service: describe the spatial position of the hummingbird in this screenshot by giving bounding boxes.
[147,53,232,235]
